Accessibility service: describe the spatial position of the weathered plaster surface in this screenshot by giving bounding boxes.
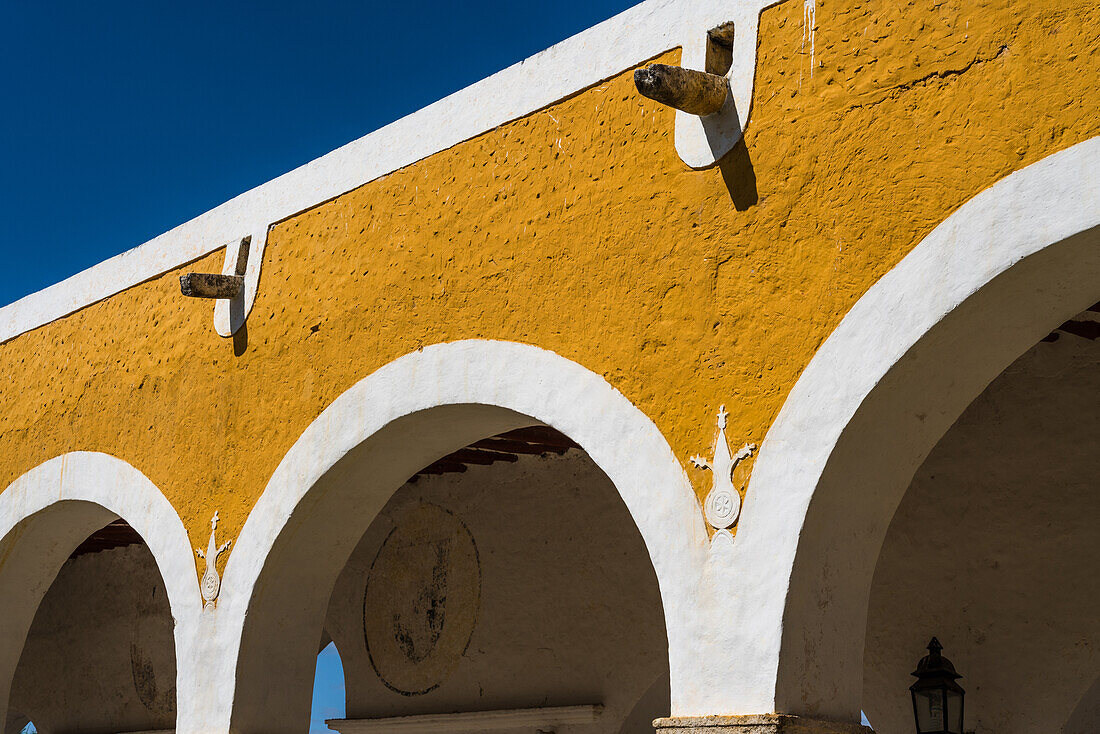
[0,0,1096,728]
[0,0,1095,555]
[9,544,177,734]
[325,451,669,732]
[863,334,1100,734]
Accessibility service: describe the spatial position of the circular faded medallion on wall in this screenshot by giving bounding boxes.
[364,503,480,695]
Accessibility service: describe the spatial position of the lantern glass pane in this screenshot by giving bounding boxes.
[914,688,946,733]
[947,690,964,733]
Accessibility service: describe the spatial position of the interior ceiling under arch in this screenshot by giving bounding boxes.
[409,426,580,480]
[69,519,145,559]
[1040,301,1100,342]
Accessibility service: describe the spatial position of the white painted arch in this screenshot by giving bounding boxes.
[726,136,1100,721]
[202,340,714,733]
[0,452,201,730]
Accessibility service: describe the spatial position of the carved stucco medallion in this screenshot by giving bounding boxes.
[363,503,481,696]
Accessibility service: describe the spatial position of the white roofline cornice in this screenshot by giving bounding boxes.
[0,0,780,344]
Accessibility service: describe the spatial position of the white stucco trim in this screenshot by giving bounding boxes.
[186,340,714,732]
[0,0,787,344]
[674,0,784,168]
[327,704,603,732]
[0,452,201,730]
[0,452,200,619]
[723,136,1100,718]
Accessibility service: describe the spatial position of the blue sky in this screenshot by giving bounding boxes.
[0,0,637,309]
[311,642,346,732]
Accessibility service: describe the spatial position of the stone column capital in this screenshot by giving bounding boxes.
[654,714,873,734]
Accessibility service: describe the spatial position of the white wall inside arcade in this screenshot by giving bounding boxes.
[862,331,1100,733]
[322,449,670,734]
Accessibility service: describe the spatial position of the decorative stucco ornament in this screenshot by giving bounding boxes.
[195,511,232,611]
[691,406,756,530]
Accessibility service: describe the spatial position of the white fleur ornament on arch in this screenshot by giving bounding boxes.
[195,511,233,611]
[691,405,755,531]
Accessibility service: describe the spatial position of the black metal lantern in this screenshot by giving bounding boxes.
[910,637,965,734]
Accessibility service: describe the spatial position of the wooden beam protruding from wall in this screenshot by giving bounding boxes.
[180,273,244,299]
[181,235,251,300]
[634,63,729,116]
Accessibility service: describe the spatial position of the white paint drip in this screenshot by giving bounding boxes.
[802,0,817,80]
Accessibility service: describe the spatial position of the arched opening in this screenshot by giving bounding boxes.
[232,413,671,733]
[862,313,1099,732]
[220,342,697,734]
[6,519,177,733]
[320,426,669,732]
[731,138,1100,721]
[0,453,199,734]
[309,638,346,732]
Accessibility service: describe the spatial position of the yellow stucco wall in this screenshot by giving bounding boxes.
[1,0,1097,576]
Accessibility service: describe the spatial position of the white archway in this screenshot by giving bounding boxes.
[0,452,200,730]
[723,136,1100,721]
[204,340,711,733]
